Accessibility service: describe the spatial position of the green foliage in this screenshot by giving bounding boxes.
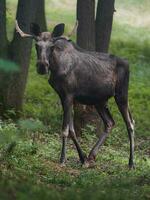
[18,119,46,133]
[0,121,18,145]
[0,129,149,200]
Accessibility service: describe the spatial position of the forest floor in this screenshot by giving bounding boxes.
[0,0,150,199]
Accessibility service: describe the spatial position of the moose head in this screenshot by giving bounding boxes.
[15,20,78,74]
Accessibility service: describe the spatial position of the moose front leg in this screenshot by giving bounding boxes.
[60,97,72,166]
[60,126,69,166]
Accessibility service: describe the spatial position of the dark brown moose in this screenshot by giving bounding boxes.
[16,21,135,169]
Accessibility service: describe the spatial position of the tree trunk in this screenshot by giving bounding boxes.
[0,0,8,58]
[77,0,95,50]
[35,0,47,31]
[0,0,8,115]
[95,0,115,52]
[0,0,46,118]
[75,0,101,136]
[6,0,38,116]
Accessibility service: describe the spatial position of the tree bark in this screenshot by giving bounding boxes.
[0,0,8,58]
[77,0,95,50]
[0,0,8,115]
[75,0,101,136]
[6,0,38,115]
[0,0,46,118]
[35,0,47,31]
[95,0,115,52]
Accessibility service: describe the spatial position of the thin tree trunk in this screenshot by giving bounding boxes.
[75,0,101,136]
[96,0,115,52]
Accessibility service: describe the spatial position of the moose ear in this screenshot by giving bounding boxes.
[52,23,65,37]
[30,23,41,36]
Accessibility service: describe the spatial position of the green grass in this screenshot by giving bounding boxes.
[1,0,150,199]
[0,122,150,200]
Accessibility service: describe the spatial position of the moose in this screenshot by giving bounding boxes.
[16,21,135,169]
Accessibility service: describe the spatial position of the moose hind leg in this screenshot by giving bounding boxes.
[87,105,115,163]
[115,97,135,169]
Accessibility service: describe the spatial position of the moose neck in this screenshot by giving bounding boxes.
[49,43,78,77]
